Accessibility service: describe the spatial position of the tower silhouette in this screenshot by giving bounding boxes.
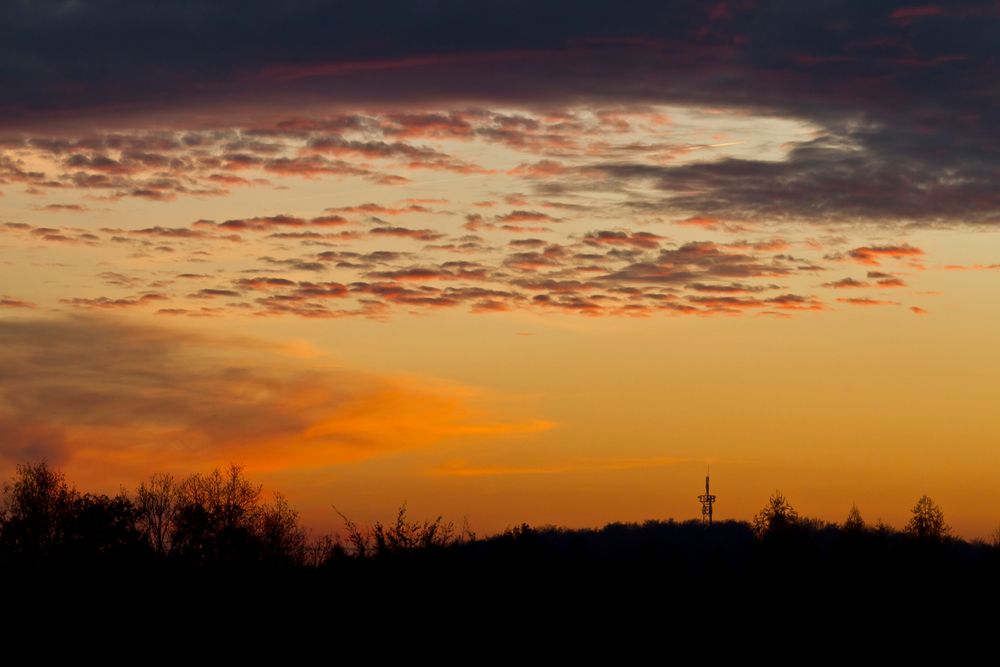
[698,472,716,526]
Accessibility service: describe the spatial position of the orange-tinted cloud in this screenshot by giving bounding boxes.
[941,264,1000,271]
[326,203,431,216]
[675,216,722,230]
[846,244,924,265]
[508,160,568,178]
[0,316,554,476]
[689,293,823,312]
[0,296,36,309]
[836,297,901,306]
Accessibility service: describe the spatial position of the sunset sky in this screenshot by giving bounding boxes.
[2,1,999,538]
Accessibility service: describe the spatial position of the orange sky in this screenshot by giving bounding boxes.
[3,101,998,540]
[6,0,1000,555]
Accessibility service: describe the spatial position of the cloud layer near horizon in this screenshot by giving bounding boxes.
[0,316,552,477]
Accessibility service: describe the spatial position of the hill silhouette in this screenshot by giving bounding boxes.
[2,460,998,624]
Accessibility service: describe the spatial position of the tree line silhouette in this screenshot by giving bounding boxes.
[2,460,999,603]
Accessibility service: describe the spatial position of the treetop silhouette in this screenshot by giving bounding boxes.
[905,495,950,541]
[844,504,865,532]
[752,490,799,537]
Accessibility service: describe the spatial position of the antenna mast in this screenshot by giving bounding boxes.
[698,471,716,526]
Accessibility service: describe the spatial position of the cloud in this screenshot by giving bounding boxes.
[846,244,924,265]
[686,282,780,294]
[822,273,907,289]
[891,6,946,20]
[36,203,88,213]
[941,263,1000,271]
[836,297,902,306]
[0,296,36,309]
[188,288,242,299]
[688,293,824,312]
[195,215,305,232]
[3,2,994,228]
[599,242,792,284]
[823,277,870,289]
[582,230,664,249]
[60,293,168,309]
[674,216,722,230]
[369,226,445,241]
[495,210,560,224]
[367,263,491,282]
[325,203,432,216]
[0,316,554,476]
[98,271,143,288]
[258,256,328,272]
[508,160,568,178]
[234,277,298,290]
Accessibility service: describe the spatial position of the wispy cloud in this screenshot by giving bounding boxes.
[0,316,554,477]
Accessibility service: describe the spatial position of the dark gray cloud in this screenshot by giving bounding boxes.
[599,241,794,284]
[1,1,994,125]
[4,0,988,227]
[582,127,1000,226]
[4,0,998,225]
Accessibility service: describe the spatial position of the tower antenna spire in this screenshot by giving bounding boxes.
[698,467,716,526]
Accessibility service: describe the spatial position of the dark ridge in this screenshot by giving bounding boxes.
[2,461,998,625]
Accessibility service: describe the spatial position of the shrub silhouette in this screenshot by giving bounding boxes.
[334,502,461,559]
[905,495,949,541]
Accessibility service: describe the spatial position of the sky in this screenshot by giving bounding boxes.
[2,1,999,538]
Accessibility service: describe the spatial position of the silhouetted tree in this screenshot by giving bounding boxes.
[0,462,145,564]
[844,504,866,533]
[66,491,145,561]
[136,473,177,556]
[309,533,350,567]
[752,490,799,537]
[872,518,893,536]
[989,524,1000,550]
[905,495,949,541]
[170,464,304,566]
[0,461,78,560]
[256,491,307,565]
